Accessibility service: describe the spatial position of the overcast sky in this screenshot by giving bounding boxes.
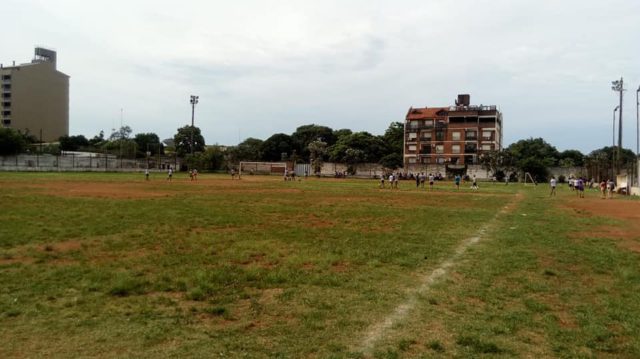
[3,0,640,153]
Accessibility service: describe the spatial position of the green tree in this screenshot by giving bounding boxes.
[134,133,163,157]
[109,126,132,141]
[329,131,386,163]
[585,146,636,180]
[291,124,335,161]
[379,153,403,169]
[308,139,327,174]
[89,130,105,146]
[59,135,89,151]
[506,138,560,181]
[174,126,205,157]
[187,146,225,171]
[333,128,352,142]
[0,128,27,155]
[559,149,585,167]
[381,121,404,156]
[260,133,294,161]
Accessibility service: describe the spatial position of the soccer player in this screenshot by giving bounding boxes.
[167,167,173,182]
[454,174,461,190]
[380,175,385,189]
[428,173,435,191]
[471,175,478,190]
[549,176,557,196]
[599,180,606,199]
[145,168,149,181]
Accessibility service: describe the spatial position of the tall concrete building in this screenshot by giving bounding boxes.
[404,94,503,171]
[1,47,69,142]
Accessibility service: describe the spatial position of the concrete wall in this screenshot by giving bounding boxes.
[317,162,492,179]
[0,154,180,172]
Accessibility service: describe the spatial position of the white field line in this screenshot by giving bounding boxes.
[358,199,516,355]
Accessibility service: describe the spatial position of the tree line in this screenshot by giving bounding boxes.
[0,124,636,181]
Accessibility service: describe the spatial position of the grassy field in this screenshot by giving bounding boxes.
[1,172,639,358]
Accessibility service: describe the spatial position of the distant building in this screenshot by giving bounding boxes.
[404,94,503,170]
[1,47,69,142]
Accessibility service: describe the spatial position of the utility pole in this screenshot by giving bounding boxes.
[190,95,199,155]
[636,85,640,186]
[613,106,619,178]
[611,78,625,174]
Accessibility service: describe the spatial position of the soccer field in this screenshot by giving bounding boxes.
[1,172,639,358]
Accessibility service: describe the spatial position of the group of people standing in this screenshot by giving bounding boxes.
[549,176,616,199]
[380,173,478,191]
[380,173,400,189]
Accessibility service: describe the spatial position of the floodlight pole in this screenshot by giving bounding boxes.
[611,78,625,176]
[190,95,199,156]
[613,106,619,148]
[613,106,619,178]
[636,86,640,186]
[636,86,640,155]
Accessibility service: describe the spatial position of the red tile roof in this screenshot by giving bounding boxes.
[406,107,448,120]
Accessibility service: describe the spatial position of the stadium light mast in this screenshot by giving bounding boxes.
[636,85,640,186]
[636,85,640,157]
[612,78,625,174]
[613,106,619,148]
[613,106,619,178]
[190,95,199,155]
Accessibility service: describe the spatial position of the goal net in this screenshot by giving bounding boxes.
[239,161,288,176]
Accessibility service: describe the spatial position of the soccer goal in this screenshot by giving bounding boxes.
[524,172,537,186]
[239,161,288,176]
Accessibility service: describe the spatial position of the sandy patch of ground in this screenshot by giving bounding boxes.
[563,197,640,253]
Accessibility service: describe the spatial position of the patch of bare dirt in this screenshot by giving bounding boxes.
[30,181,172,199]
[562,197,640,253]
[330,261,350,272]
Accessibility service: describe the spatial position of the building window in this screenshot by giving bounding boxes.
[452,145,461,154]
[482,130,492,140]
[1,102,9,108]
[452,131,461,141]
[1,111,10,116]
[1,75,10,81]
[424,120,433,127]
[408,157,416,164]
[435,145,444,154]
[1,84,10,91]
[465,144,477,153]
[421,145,431,154]
[421,132,432,140]
[482,144,492,151]
[408,132,417,140]
[408,121,418,129]
[422,157,430,164]
[466,130,477,140]
[436,157,445,164]
[2,119,10,126]
[408,145,417,152]
[436,130,445,141]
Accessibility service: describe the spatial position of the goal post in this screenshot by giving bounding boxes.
[239,161,288,176]
[524,172,537,186]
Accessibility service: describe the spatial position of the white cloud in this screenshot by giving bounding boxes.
[3,0,640,152]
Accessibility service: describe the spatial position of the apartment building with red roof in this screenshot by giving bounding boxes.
[403,94,503,172]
